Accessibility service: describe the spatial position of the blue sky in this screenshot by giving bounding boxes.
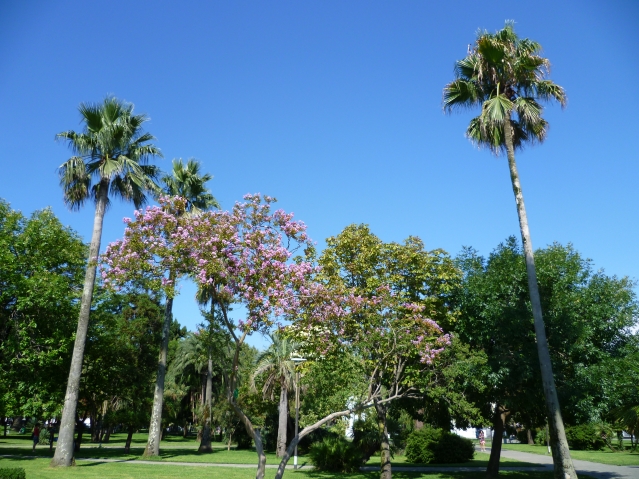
[1,1,637,342]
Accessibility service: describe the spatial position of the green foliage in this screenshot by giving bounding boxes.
[307,436,363,472]
[405,426,441,463]
[352,416,383,462]
[0,468,26,479]
[564,424,606,451]
[0,200,87,418]
[452,238,639,428]
[431,432,475,463]
[405,427,474,464]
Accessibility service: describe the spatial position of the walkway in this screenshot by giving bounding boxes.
[491,447,638,479]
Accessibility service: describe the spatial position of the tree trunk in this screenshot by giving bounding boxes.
[486,404,510,478]
[74,418,85,452]
[199,354,213,453]
[144,292,174,457]
[277,383,288,458]
[527,428,534,445]
[124,426,134,454]
[104,428,111,442]
[374,401,392,479]
[229,401,266,479]
[503,117,578,479]
[51,182,108,467]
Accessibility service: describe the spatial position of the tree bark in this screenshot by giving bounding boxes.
[503,118,578,479]
[144,293,174,457]
[527,428,534,445]
[374,400,392,479]
[229,401,266,479]
[51,181,108,467]
[199,354,213,453]
[124,426,134,454]
[276,383,288,458]
[486,404,510,478]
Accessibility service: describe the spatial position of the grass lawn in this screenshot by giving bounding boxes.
[501,443,639,466]
[365,451,538,468]
[0,458,593,479]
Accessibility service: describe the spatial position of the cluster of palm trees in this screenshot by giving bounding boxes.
[52,96,220,466]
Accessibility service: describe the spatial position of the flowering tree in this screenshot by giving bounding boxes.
[102,198,453,479]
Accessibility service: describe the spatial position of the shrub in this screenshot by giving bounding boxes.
[405,426,441,464]
[565,424,606,451]
[432,432,475,463]
[0,468,26,479]
[352,418,382,462]
[307,436,363,473]
[296,427,339,455]
[534,428,548,446]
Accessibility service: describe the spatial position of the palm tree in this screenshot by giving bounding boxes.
[161,158,220,213]
[251,333,299,458]
[443,22,576,479]
[144,158,219,457]
[51,97,162,467]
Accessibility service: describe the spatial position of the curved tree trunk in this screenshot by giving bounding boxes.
[503,118,578,479]
[199,353,213,452]
[144,293,173,457]
[486,404,510,478]
[51,181,109,467]
[229,401,267,479]
[277,384,288,458]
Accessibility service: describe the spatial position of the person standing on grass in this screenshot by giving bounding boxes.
[32,423,40,452]
[480,429,486,452]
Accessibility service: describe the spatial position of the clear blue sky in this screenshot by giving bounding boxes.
[1,1,637,339]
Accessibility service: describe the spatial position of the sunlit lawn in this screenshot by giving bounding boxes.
[364,451,537,468]
[0,457,592,479]
[501,443,639,466]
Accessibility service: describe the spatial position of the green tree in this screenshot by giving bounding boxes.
[251,333,299,457]
[52,96,162,467]
[0,201,86,423]
[443,22,573,479]
[309,224,460,479]
[79,290,162,449]
[143,158,219,457]
[452,239,638,475]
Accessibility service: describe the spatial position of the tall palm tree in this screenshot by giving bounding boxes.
[443,22,576,479]
[162,158,220,213]
[251,333,299,458]
[51,97,162,467]
[144,158,219,457]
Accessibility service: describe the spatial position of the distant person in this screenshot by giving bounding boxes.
[32,423,40,452]
[479,429,486,452]
[48,424,56,451]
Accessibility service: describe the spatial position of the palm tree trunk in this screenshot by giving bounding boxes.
[144,291,174,457]
[503,118,578,479]
[277,384,288,458]
[199,353,213,453]
[51,181,108,467]
[486,404,510,478]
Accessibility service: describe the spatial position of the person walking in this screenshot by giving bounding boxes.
[32,423,40,452]
[479,429,486,452]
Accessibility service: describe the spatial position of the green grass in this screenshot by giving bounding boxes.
[501,443,639,466]
[364,451,537,468]
[0,458,594,479]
